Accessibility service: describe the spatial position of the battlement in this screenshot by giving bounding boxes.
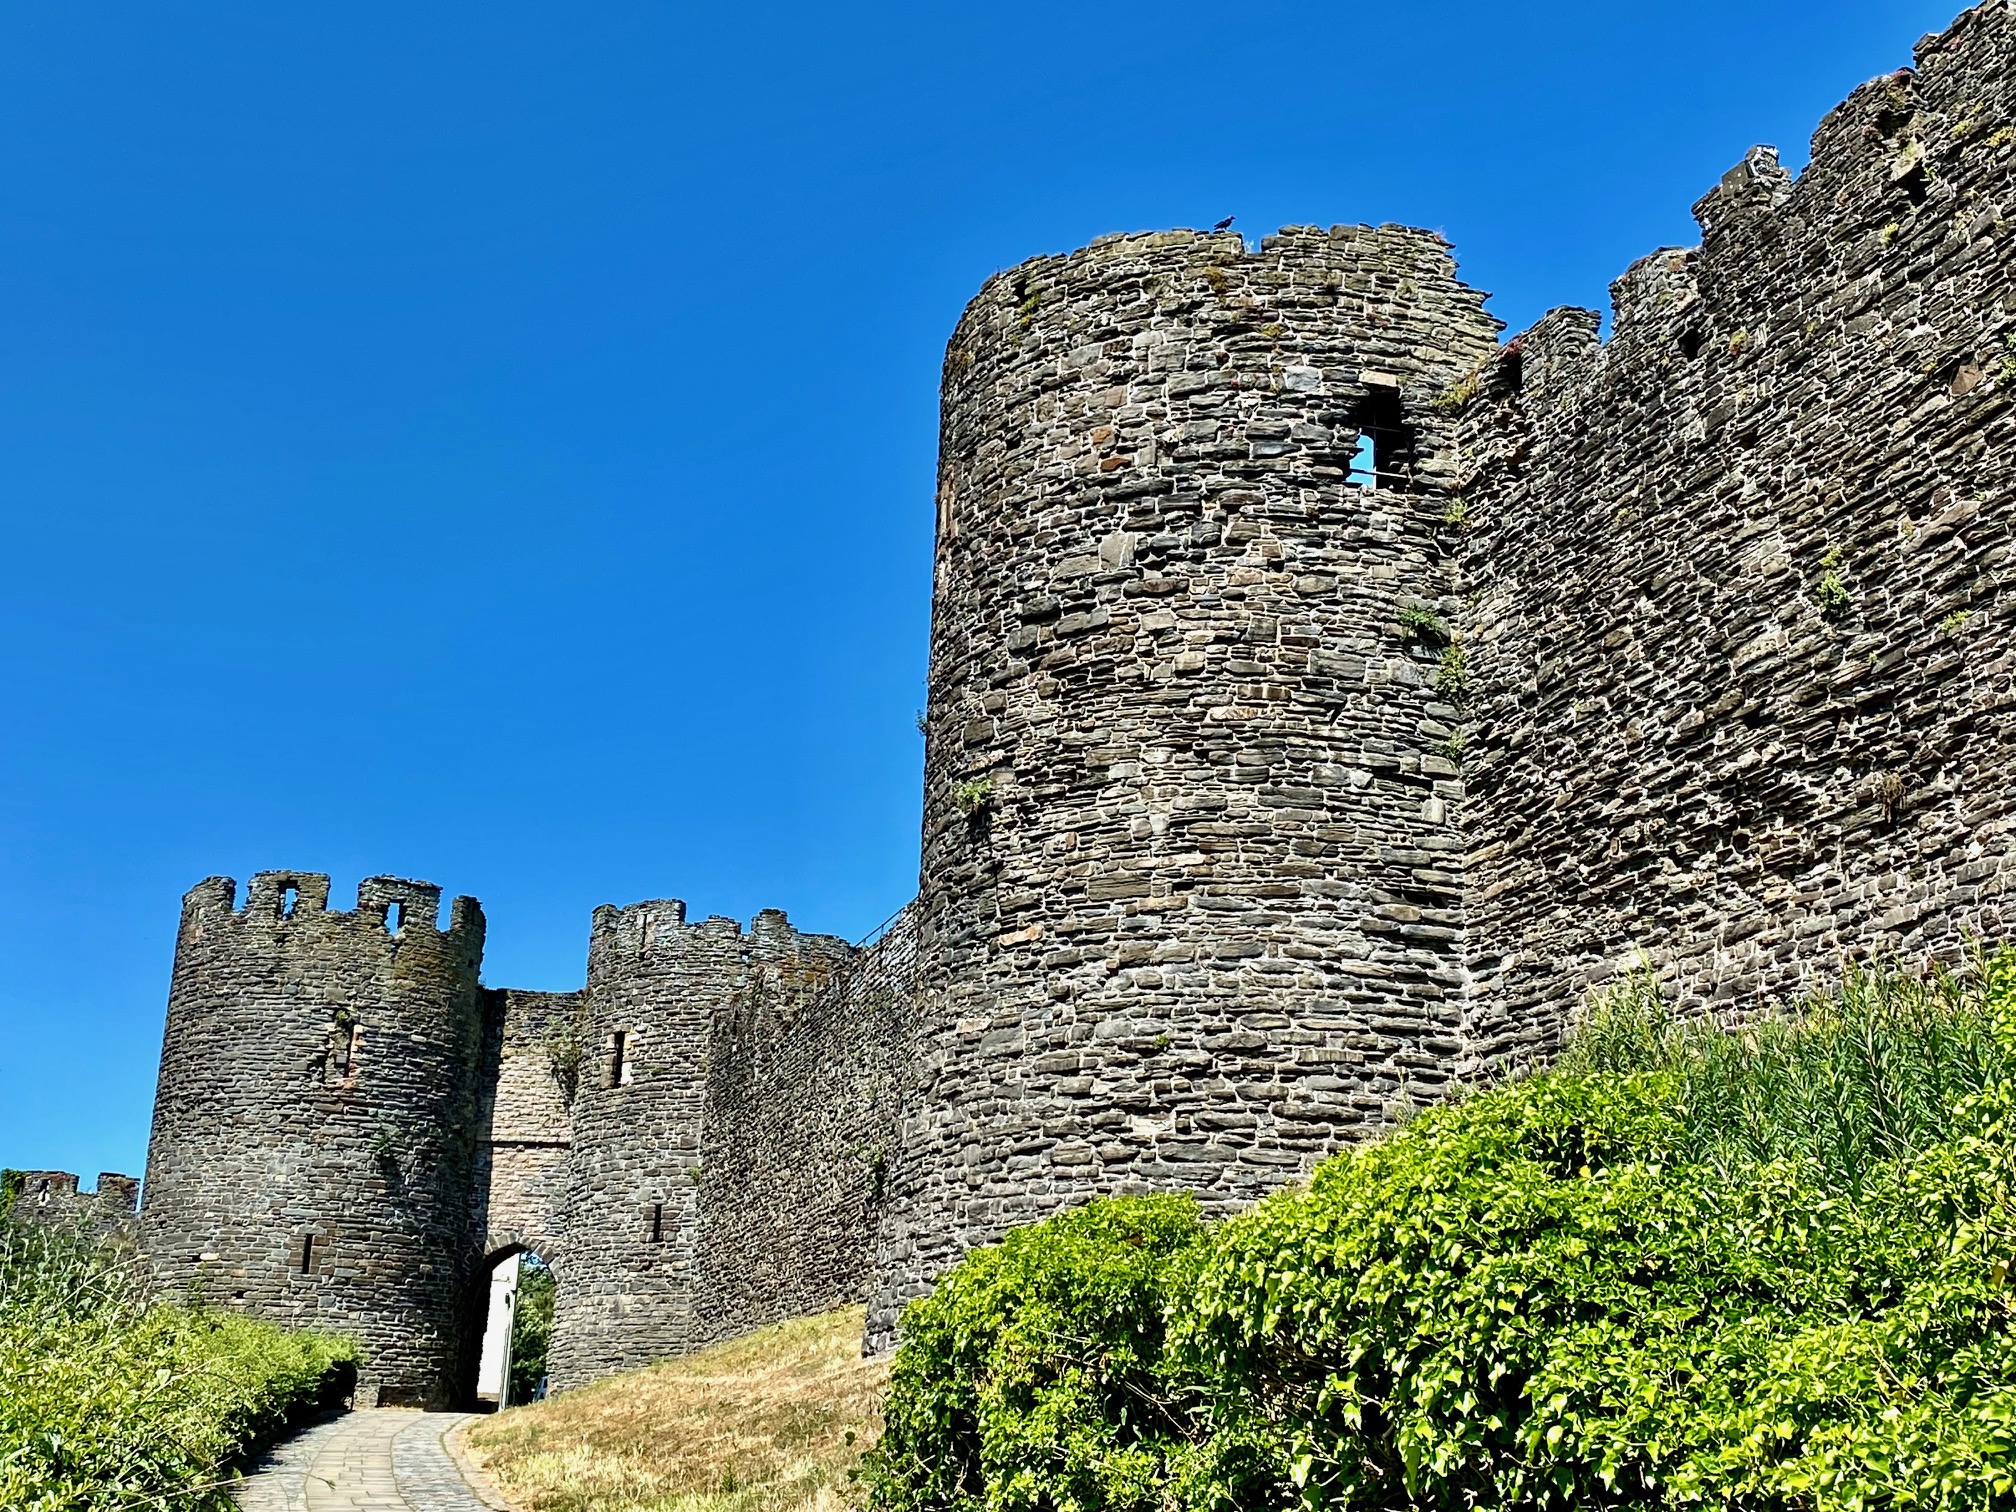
[586,898,850,971]
[1466,2,2013,432]
[1448,0,2016,1065]
[9,1170,140,1239]
[178,873,484,970]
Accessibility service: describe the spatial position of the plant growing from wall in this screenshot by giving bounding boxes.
[1397,601,1452,647]
[854,1143,890,1204]
[1431,371,1481,414]
[1814,546,1853,620]
[953,777,994,818]
[543,1005,589,1104]
[1433,642,1469,704]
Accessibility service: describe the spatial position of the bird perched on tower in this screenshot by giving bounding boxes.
[1212,216,1235,232]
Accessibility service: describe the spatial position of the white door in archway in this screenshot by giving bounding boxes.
[474,1254,521,1405]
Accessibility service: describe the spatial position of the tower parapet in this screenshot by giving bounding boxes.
[8,1171,139,1241]
[140,873,488,1407]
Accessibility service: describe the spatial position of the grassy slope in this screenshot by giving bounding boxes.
[465,1306,887,1512]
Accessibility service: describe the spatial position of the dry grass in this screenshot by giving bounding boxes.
[464,1306,888,1512]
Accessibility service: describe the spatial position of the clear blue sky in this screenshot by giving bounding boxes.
[0,0,1961,1179]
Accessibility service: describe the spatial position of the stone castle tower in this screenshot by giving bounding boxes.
[140,874,490,1407]
[29,0,2007,1405]
[869,226,1498,1335]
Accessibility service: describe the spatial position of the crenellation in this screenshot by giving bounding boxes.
[9,1170,141,1243]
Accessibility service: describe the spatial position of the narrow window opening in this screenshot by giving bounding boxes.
[650,1202,665,1243]
[1347,431,1378,487]
[385,901,403,936]
[299,1235,315,1274]
[1678,328,1707,360]
[1346,387,1419,492]
[338,1024,361,1079]
[609,1030,630,1088]
[279,885,299,920]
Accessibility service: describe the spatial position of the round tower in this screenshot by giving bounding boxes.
[869,225,1500,1338]
[140,872,489,1408]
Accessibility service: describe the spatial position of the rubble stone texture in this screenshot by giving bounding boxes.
[1456,7,2016,1072]
[97,0,2016,1396]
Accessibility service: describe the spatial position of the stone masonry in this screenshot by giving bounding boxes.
[19,0,2006,1400]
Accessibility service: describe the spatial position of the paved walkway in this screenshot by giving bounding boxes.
[232,1409,513,1512]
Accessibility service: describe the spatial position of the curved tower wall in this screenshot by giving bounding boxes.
[140,873,488,1408]
[870,226,1499,1338]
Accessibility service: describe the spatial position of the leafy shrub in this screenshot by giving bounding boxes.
[870,952,2016,1512]
[0,1221,357,1509]
[873,1196,1208,1512]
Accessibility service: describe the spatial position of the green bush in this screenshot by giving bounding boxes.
[871,952,2016,1512]
[0,1222,358,1509]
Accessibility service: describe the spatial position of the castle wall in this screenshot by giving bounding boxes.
[870,226,1501,1341]
[473,988,579,1259]
[139,873,489,1408]
[7,1170,139,1243]
[694,909,916,1347]
[1456,1,2016,1065]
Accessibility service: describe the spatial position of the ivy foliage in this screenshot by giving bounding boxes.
[870,952,2016,1512]
[0,1220,358,1509]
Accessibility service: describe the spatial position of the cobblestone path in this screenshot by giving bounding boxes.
[232,1409,512,1511]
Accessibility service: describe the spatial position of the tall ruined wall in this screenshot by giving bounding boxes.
[140,873,489,1408]
[8,1170,139,1242]
[1457,2,2016,1066]
[547,903,857,1390]
[694,909,916,1346]
[473,988,578,1259]
[870,226,1501,1340]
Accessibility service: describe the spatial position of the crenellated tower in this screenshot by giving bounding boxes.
[140,872,489,1408]
[545,901,853,1390]
[869,225,1501,1338]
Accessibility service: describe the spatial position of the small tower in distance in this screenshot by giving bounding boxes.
[140,872,489,1408]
